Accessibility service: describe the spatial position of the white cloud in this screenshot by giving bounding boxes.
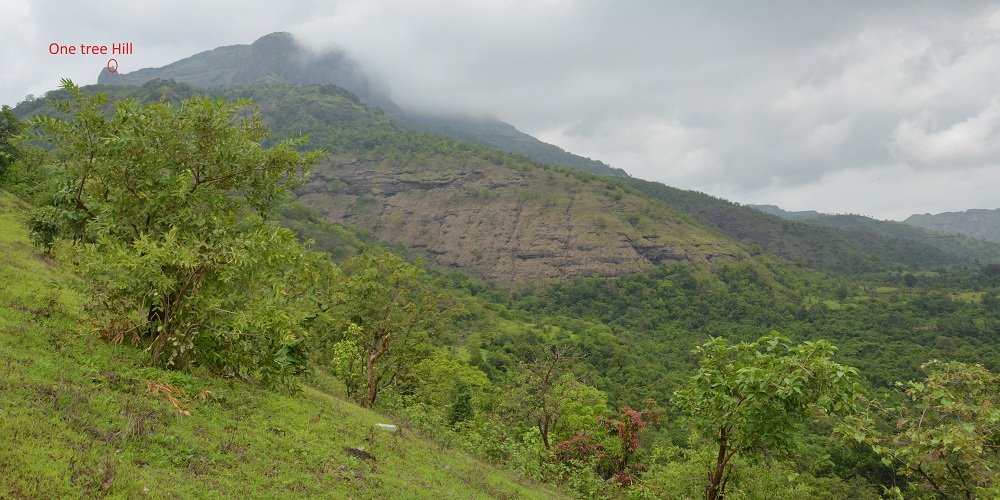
[735,162,1000,220]
[889,100,1000,165]
[4,1,1000,219]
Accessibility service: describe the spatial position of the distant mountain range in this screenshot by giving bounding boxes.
[752,205,821,219]
[905,209,1000,245]
[753,205,1000,266]
[96,32,627,178]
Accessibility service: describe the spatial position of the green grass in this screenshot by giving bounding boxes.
[0,191,563,499]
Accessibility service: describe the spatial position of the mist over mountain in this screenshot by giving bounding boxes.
[96,32,627,177]
[97,32,399,113]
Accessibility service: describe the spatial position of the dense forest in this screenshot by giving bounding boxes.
[2,80,999,499]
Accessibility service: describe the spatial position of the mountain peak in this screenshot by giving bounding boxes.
[96,32,400,113]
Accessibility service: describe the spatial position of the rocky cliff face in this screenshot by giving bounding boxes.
[298,153,741,285]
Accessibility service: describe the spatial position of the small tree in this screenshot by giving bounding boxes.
[603,400,661,486]
[332,251,446,408]
[508,344,591,449]
[0,104,23,178]
[673,332,860,500]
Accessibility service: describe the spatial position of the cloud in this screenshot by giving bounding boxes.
[736,162,1000,221]
[4,0,1000,219]
[889,100,1000,166]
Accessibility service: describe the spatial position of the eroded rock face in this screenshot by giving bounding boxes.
[300,154,742,286]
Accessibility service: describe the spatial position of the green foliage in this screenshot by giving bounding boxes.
[673,333,861,499]
[800,214,1000,268]
[0,104,24,178]
[406,350,495,418]
[0,190,561,498]
[505,345,607,449]
[27,80,322,386]
[851,361,1000,498]
[332,251,449,407]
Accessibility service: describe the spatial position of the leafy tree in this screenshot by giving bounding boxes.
[27,79,322,385]
[673,332,861,499]
[507,344,592,449]
[0,104,24,178]
[852,360,1000,499]
[332,251,447,408]
[447,379,475,428]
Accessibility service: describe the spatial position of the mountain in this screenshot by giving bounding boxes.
[18,79,740,285]
[96,32,626,178]
[625,182,1000,271]
[97,32,399,113]
[752,204,821,219]
[905,208,1000,245]
[794,214,1000,266]
[755,204,1000,266]
[18,31,992,281]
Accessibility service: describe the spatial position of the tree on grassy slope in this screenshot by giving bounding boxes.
[331,251,448,408]
[27,79,323,385]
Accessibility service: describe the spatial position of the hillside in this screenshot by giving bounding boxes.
[752,204,821,219]
[622,178,1000,272]
[94,32,626,177]
[623,178,885,273]
[753,204,1000,266]
[795,214,1000,266]
[10,77,1000,498]
[400,114,629,177]
[0,189,562,499]
[905,208,1000,245]
[302,151,737,286]
[15,80,741,285]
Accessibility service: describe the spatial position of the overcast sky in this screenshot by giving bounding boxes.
[4,1,1000,220]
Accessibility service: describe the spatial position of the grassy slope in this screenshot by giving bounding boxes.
[0,191,562,499]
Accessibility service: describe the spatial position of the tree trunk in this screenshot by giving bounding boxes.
[365,330,391,408]
[707,426,728,500]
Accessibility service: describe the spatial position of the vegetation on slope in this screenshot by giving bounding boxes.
[93,32,625,177]
[0,190,561,499]
[625,177,1000,273]
[9,79,1000,499]
[905,208,1000,245]
[795,213,1000,266]
[399,113,628,177]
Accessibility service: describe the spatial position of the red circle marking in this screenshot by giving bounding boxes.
[107,59,118,73]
